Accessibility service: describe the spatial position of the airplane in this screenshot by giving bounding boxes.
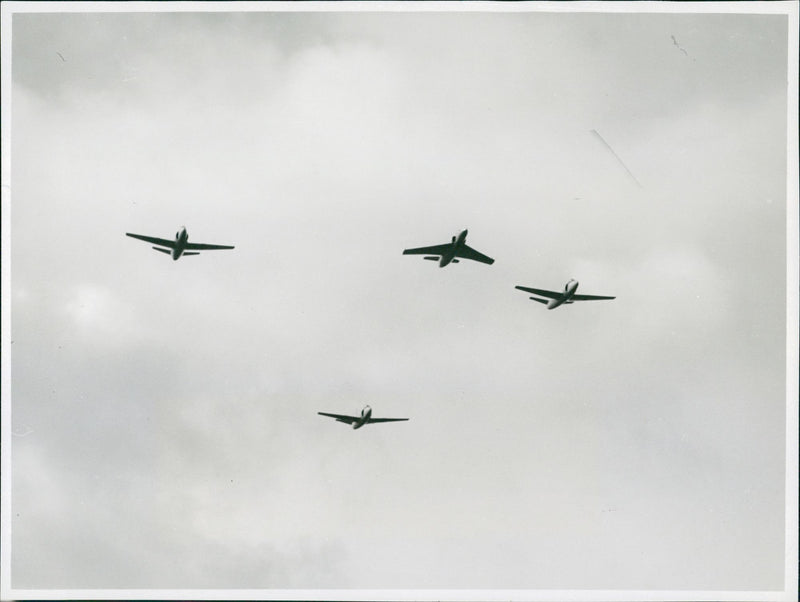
[317,405,409,430]
[403,229,494,267]
[515,279,615,310]
[126,226,234,260]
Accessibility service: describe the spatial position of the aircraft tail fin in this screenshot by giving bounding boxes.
[152,246,171,255]
[528,296,549,305]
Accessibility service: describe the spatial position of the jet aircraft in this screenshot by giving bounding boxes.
[318,405,409,430]
[403,229,494,267]
[515,279,615,310]
[126,226,234,260]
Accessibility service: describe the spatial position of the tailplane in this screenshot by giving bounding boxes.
[183,252,200,256]
[152,246,171,255]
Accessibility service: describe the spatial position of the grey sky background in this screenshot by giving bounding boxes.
[6,7,791,593]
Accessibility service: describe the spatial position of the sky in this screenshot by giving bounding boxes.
[3,3,795,596]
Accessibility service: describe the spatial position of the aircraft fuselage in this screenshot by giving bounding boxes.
[439,229,469,267]
[547,279,580,309]
[352,405,372,429]
[171,227,189,260]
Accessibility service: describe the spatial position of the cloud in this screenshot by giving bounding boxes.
[8,8,789,592]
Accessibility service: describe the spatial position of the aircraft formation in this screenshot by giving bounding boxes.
[126,225,615,429]
[400,229,614,309]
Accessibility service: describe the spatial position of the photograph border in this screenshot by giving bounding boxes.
[1,2,797,600]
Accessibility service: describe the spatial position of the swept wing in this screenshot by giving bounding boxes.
[514,285,561,299]
[185,241,235,251]
[571,293,616,301]
[403,244,452,256]
[456,244,494,265]
[126,232,176,248]
[515,285,615,301]
[317,412,358,424]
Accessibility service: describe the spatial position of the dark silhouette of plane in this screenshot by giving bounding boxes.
[403,229,494,267]
[126,226,234,260]
[515,279,615,310]
[318,406,409,430]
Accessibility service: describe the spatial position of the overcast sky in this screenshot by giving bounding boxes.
[4,4,794,596]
